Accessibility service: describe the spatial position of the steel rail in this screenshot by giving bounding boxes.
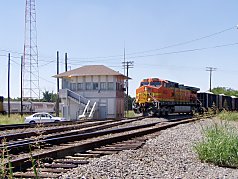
[0,118,144,153]
[0,118,123,131]
[0,120,119,142]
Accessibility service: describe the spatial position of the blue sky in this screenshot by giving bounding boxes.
[0,0,238,98]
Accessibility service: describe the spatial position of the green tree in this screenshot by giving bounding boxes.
[211,87,238,97]
[124,93,135,110]
[42,91,57,102]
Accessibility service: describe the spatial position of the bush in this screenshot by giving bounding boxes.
[194,122,238,168]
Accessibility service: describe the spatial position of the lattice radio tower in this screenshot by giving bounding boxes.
[23,0,40,99]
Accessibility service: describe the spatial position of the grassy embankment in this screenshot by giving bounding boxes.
[194,111,238,168]
[0,114,25,125]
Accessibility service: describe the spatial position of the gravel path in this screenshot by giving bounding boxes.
[60,118,238,179]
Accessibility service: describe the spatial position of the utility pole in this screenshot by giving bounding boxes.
[206,67,217,92]
[65,53,68,72]
[56,51,60,117]
[21,56,23,116]
[8,53,10,117]
[122,61,134,116]
[123,43,126,76]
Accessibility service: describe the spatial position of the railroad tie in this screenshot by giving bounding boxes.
[65,155,89,160]
[35,168,69,173]
[54,159,89,165]
[86,150,119,155]
[13,172,60,178]
[44,163,78,169]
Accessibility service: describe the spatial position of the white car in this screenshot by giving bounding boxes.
[24,112,66,124]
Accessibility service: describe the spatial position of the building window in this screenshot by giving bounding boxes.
[100,82,107,90]
[108,82,114,90]
[77,83,84,90]
[70,83,77,91]
[93,82,99,90]
[86,82,92,90]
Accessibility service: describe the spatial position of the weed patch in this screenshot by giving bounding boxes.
[194,122,238,168]
[218,111,238,121]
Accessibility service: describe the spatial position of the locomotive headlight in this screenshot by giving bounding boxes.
[148,98,151,102]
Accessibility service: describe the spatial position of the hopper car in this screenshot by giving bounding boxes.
[197,92,238,111]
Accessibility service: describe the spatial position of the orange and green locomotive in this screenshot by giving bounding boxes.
[133,78,202,116]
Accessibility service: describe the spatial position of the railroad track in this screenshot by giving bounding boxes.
[1,117,145,154]
[1,114,213,178]
[0,118,124,131]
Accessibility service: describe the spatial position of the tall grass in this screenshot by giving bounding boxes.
[125,110,136,118]
[194,122,238,168]
[0,114,25,125]
[218,111,238,121]
[1,139,13,178]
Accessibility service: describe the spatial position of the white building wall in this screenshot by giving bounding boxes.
[107,98,116,115]
[78,77,84,83]
[100,75,107,82]
[85,76,91,82]
[93,76,99,82]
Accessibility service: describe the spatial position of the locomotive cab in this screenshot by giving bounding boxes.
[136,78,164,104]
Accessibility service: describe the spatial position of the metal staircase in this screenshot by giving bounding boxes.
[59,89,96,119]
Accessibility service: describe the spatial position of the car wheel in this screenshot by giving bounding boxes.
[29,121,36,124]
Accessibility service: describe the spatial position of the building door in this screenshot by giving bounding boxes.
[99,106,107,119]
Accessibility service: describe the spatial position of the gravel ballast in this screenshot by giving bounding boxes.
[60,118,238,178]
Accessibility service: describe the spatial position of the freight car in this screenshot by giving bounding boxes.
[197,92,238,111]
[2,101,56,114]
[133,78,202,116]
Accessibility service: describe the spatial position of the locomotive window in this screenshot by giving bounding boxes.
[166,83,175,88]
[140,82,149,86]
[150,81,161,87]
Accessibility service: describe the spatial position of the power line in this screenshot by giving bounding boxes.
[126,25,237,56]
[11,58,56,85]
[0,25,237,62]
[126,42,238,59]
